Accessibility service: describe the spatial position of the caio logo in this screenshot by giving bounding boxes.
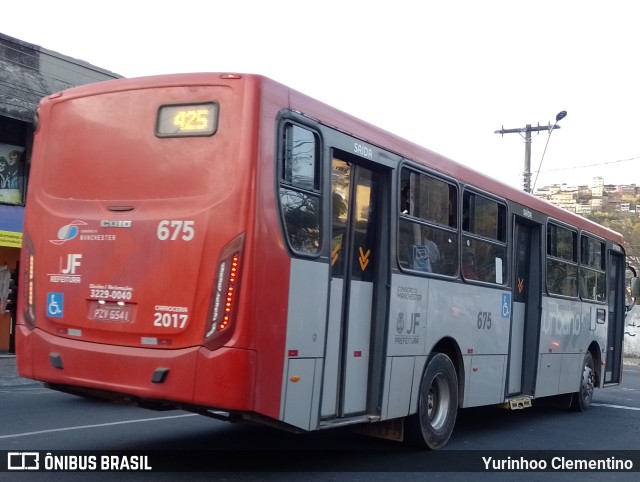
[100,220,132,228]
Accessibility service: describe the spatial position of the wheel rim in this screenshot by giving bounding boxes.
[581,362,595,402]
[427,373,451,430]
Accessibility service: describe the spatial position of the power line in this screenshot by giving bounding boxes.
[540,156,640,173]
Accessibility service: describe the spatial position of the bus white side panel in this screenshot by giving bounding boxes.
[380,355,426,421]
[321,278,344,417]
[283,358,321,430]
[388,274,512,357]
[409,355,427,415]
[343,280,373,414]
[558,353,582,393]
[536,297,606,398]
[464,354,507,407]
[387,273,512,409]
[387,275,429,357]
[281,259,329,429]
[383,356,415,420]
[536,353,562,397]
[508,302,526,394]
[283,259,329,358]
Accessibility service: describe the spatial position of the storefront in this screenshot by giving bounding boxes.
[0,111,29,353]
[0,32,121,352]
[0,205,21,352]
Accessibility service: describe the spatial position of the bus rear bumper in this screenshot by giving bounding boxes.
[16,325,256,412]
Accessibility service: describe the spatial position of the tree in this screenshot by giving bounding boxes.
[583,211,640,269]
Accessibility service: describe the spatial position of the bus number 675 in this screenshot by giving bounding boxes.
[477,311,492,330]
[157,220,195,241]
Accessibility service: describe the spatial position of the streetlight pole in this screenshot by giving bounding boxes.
[495,111,567,193]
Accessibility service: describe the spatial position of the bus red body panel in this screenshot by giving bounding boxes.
[15,324,34,379]
[19,324,258,411]
[16,74,290,421]
[193,346,257,411]
[27,327,199,403]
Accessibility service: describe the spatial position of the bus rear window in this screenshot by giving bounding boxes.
[41,88,234,201]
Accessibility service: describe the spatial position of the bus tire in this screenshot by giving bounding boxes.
[571,352,595,412]
[405,353,458,450]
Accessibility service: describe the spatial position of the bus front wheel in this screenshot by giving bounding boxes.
[571,351,595,412]
[406,353,458,450]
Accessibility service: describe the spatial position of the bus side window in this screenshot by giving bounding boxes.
[546,223,578,297]
[411,242,439,272]
[461,249,478,280]
[579,235,606,302]
[461,190,507,284]
[398,167,458,276]
[278,123,322,255]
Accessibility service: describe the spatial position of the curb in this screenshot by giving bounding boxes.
[0,378,41,387]
[0,354,41,387]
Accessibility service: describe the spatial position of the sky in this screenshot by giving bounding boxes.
[3,0,639,191]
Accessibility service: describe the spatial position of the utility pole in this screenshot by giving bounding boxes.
[495,111,566,193]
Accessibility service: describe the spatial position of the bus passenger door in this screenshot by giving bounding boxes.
[321,156,384,419]
[508,218,542,396]
[604,251,625,384]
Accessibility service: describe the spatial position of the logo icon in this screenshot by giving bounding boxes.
[396,312,405,334]
[502,293,511,318]
[100,220,132,228]
[50,221,87,245]
[47,292,64,318]
[8,452,40,470]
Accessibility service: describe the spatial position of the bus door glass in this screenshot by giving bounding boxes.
[508,218,542,396]
[322,157,380,418]
[605,251,625,384]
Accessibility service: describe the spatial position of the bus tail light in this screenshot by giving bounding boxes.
[22,238,36,329]
[204,234,244,349]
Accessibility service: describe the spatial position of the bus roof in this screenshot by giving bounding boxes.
[283,79,623,244]
[42,72,624,244]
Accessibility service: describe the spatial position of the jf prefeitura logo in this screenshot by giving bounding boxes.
[5,452,152,472]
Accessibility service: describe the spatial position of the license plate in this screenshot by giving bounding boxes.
[88,301,133,322]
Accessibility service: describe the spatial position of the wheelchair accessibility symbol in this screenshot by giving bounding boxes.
[47,292,64,318]
[501,293,511,318]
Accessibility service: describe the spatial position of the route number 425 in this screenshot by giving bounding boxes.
[157,220,195,241]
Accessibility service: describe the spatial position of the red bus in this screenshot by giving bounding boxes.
[17,73,639,449]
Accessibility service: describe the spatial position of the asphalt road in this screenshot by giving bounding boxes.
[1,357,639,481]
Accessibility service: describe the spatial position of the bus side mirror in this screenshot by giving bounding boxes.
[625,264,639,316]
[631,277,640,299]
[626,275,639,316]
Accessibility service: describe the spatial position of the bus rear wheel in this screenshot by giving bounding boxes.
[571,352,595,412]
[406,353,458,450]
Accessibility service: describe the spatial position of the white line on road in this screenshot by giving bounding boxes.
[592,402,640,411]
[0,413,199,439]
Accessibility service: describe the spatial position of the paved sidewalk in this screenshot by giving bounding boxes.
[0,354,40,387]
[625,356,640,367]
[1,352,639,388]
